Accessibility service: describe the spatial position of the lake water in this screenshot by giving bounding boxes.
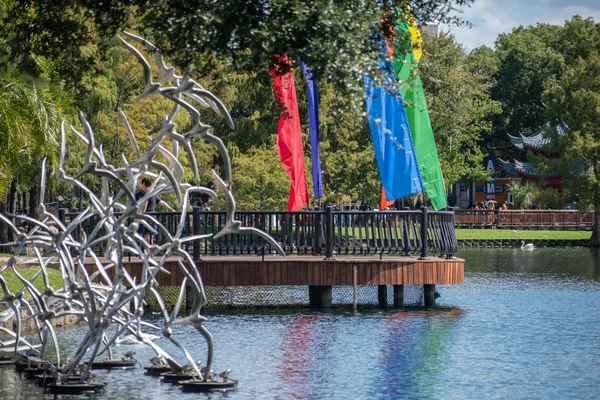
[1,248,600,399]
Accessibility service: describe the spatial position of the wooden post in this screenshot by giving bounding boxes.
[324,206,335,260]
[185,284,194,309]
[377,285,388,307]
[420,206,429,260]
[58,208,67,225]
[309,286,332,308]
[353,265,358,311]
[424,284,436,307]
[193,206,201,262]
[393,284,404,307]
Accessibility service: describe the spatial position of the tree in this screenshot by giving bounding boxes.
[231,145,290,210]
[544,50,600,246]
[2,0,473,106]
[0,69,67,241]
[489,24,565,157]
[507,180,539,209]
[419,32,501,188]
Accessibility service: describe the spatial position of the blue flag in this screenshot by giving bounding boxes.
[364,45,423,200]
[299,58,324,199]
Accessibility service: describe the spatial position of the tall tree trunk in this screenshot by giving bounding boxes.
[29,186,39,220]
[7,178,18,242]
[592,189,600,248]
[22,191,27,214]
[0,199,7,244]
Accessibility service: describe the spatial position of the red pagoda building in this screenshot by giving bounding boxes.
[498,122,567,188]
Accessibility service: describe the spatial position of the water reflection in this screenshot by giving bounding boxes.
[1,249,600,399]
[458,248,600,280]
[276,314,321,399]
[376,309,465,399]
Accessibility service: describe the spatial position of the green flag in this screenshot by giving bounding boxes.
[393,21,447,210]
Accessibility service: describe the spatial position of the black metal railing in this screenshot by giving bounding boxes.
[60,207,458,259]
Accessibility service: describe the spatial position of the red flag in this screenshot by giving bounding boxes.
[271,56,310,211]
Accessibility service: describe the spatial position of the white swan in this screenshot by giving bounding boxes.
[521,241,535,250]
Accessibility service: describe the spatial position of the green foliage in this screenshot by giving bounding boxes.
[0,69,67,193]
[508,180,540,209]
[488,24,565,156]
[537,187,562,209]
[231,145,290,210]
[543,48,600,244]
[2,0,473,108]
[419,32,501,187]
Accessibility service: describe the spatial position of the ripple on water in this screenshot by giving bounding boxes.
[1,248,600,399]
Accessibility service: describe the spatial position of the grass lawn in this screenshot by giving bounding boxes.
[455,229,592,240]
[0,266,63,297]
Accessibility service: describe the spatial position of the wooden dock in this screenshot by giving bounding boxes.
[85,255,463,307]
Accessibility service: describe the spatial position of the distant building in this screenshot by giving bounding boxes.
[499,122,566,188]
[449,123,567,208]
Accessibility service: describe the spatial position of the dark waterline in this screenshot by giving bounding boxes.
[1,248,600,399]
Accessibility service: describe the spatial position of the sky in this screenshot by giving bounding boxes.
[444,0,600,51]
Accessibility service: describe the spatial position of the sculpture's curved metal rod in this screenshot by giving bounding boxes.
[74,162,137,204]
[166,277,187,327]
[141,159,183,205]
[120,31,185,87]
[74,256,98,320]
[155,127,200,185]
[176,255,207,311]
[7,269,45,355]
[79,112,106,165]
[189,87,235,130]
[172,314,213,381]
[162,326,203,378]
[120,111,141,159]
[174,186,218,238]
[0,325,39,353]
[162,93,211,136]
[148,286,170,322]
[44,318,62,369]
[181,90,214,113]
[118,35,160,99]
[157,144,184,181]
[32,246,53,295]
[193,129,233,190]
[19,294,46,346]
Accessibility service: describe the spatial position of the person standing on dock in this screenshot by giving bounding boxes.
[136,177,176,245]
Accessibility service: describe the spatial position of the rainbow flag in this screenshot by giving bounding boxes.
[365,41,424,202]
[393,17,447,210]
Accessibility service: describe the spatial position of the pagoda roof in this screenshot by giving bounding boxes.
[498,158,560,178]
[507,122,568,151]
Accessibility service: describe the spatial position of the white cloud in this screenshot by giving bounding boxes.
[441,0,600,51]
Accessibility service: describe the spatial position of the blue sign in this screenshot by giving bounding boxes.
[484,156,497,200]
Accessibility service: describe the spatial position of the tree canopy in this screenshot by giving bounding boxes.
[1,0,473,103]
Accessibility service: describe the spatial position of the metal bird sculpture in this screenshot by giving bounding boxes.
[0,30,275,391]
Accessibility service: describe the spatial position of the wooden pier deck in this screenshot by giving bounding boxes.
[123,255,463,286]
[84,255,463,307]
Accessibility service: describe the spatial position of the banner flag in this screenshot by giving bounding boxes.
[299,58,324,199]
[393,18,447,210]
[270,55,310,211]
[380,186,396,210]
[365,42,424,202]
